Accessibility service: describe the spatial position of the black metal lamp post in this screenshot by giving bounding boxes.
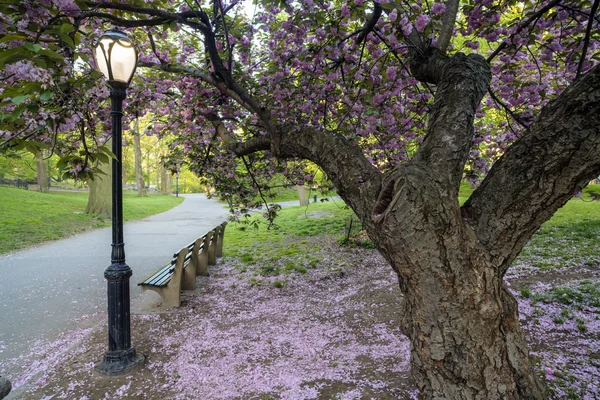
[93,28,144,375]
[176,172,179,197]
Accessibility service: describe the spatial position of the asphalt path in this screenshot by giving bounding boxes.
[0,193,231,363]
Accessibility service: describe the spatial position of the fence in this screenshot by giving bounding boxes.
[0,177,29,190]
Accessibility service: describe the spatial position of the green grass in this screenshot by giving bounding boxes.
[225,182,600,274]
[516,196,600,270]
[0,187,183,254]
[223,201,353,263]
[529,280,600,308]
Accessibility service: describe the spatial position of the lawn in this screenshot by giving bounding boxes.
[0,187,183,254]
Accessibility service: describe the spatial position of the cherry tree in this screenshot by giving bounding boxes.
[1,0,599,398]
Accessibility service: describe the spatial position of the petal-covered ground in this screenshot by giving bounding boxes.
[1,235,598,399]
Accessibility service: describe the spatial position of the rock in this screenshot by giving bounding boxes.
[0,376,11,399]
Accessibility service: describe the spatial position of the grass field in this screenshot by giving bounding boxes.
[224,183,600,272]
[0,187,183,254]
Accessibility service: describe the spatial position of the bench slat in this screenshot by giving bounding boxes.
[139,263,174,287]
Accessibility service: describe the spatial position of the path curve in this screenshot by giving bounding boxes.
[0,194,229,362]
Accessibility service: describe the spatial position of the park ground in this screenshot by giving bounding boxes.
[1,197,600,399]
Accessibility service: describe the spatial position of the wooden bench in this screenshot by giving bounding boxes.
[138,222,227,308]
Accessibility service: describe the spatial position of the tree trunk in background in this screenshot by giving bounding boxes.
[133,119,147,197]
[155,159,160,191]
[85,138,112,218]
[160,162,169,194]
[145,149,151,189]
[35,151,49,192]
[296,185,309,206]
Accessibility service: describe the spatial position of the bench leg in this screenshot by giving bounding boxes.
[208,231,217,265]
[141,285,181,308]
[140,248,188,308]
[181,261,197,291]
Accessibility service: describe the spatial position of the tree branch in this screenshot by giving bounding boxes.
[462,64,600,273]
[575,0,599,80]
[355,2,382,44]
[436,0,460,53]
[84,2,208,30]
[412,52,491,190]
[79,11,169,27]
[274,126,382,221]
[137,61,256,113]
[228,137,271,156]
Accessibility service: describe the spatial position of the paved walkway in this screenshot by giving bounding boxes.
[0,194,230,362]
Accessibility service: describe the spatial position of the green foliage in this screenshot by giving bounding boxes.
[0,187,183,254]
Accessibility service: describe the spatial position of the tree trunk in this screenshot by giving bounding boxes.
[367,169,544,399]
[132,118,147,196]
[35,150,49,193]
[145,149,151,189]
[85,139,112,218]
[160,162,169,194]
[296,185,309,206]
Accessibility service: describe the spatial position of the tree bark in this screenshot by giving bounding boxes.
[35,150,49,193]
[463,64,600,271]
[368,167,543,399]
[132,118,147,197]
[85,138,112,218]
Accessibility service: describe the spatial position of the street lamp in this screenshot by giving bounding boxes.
[176,172,179,197]
[93,28,144,375]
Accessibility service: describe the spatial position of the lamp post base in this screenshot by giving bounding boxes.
[95,348,145,376]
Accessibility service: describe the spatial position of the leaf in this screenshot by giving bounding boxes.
[11,95,28,105]
[59,33,75,49]
[38,48,65,61]
[96,152,110,164]
[24,42,43,52]
[97,145,117,160]
[39,90,53,101]
[60,23,75,35]
[32,57,47,68]
[0,34,26,43]
[24,142,41,154]
[0,48,28,68]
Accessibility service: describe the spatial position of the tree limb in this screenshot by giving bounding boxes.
[79,11,169,27]
[462,64,600,273]
[355,2,382,44]
[575,0,599,80]
[412,52,491,190]
[436,0,460,53]
[137,61,256,113]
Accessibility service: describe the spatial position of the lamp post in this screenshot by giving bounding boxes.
[93,28,144,375]
[176,172,179,197]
